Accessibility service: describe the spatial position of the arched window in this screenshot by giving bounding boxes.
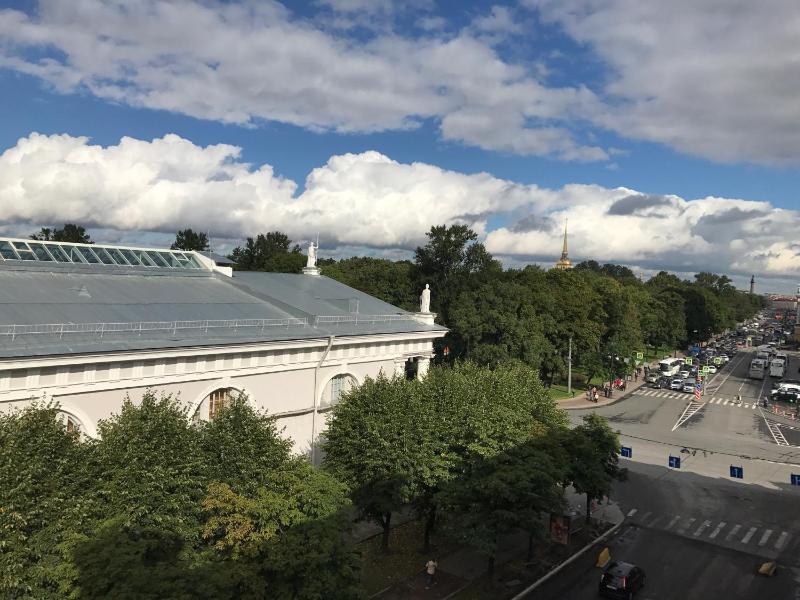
[192,387,237,423]
[328,374,356,406]
[57,411,83,434]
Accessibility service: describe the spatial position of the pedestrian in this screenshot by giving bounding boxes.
[591,386,598,402]
[622,380,627,392]
[425,558,438,589]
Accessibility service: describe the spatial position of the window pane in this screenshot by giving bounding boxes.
[132,250,155,266]
[67,246,87,263]
[11,242,37,261]
[46,244,71,262]
[107,248,130,265]
[93,247,117,265]
[146,251,169,267]
[159,252,182,267]
[0,241,20,260]
[76,247,101,264]
[185,255,203,269]
[28,243,55,261]
[120,249,142,266]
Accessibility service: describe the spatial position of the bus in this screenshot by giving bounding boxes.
[658,358,683,378]
[749,359,766,380]
[769,359,786,378]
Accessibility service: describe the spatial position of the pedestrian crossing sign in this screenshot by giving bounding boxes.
[701,365,710,374]
[636,352,644,360]
[684,357,693,365]
[714,357,722,365]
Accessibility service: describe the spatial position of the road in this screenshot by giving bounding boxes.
[540,347,800,599]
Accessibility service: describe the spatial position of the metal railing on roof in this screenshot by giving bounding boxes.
[314,314,418,327]
[0,318,309,341]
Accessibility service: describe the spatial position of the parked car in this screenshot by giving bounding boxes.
[599,561,646,599]
[649,377,669,389]
[682,380,696,393]
[771,390,799,404]
[707,365,718,374]
[670,378,684,391]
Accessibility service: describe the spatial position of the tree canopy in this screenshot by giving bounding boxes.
[171,229,211,252]
[30,223,93,244]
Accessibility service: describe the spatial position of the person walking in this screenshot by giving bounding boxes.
[425,558,438,589]
[591,386,598,402]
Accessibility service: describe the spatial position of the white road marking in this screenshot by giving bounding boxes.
[758,529,773,546]
[647,515,663,527]
[672,401,705,431]
[723,399,729,405]
[725,524,741,542]
[744,403,750,408]
[774,531,790,550]
[761,410,790,446]
[677,517,696,535]
[628,509,638,517]
[708,522,726,539]
[640,511,653,523]
[666,515,681,530]
[741,527,757,544]
[752,403,757,410]
[693,520,712,536]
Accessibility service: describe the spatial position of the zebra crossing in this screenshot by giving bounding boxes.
[638,388,760,409]
[625,508,792,556]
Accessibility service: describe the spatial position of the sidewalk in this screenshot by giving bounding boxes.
[371,488,624,600]
[556,372,650,410]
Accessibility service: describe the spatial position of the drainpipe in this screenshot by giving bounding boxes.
[311,335,334,465]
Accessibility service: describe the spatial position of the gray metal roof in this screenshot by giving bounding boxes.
[0,264,446,359]
[198,251,236,265]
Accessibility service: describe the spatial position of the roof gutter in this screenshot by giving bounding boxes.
[310,335,334,465]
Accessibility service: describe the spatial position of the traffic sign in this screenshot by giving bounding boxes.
[701,365,710,375]
[668,455,681,469]
[714,357,722,365]
[730,466,743,479]
[791,474,800,486]
[620,446,632,458]
[635,352,644,361]
[684,357,693,365]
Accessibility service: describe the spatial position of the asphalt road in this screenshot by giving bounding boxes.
[542,348,800,599]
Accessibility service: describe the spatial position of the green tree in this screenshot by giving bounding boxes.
[567,414,627,523]
[229,231,306,273]
[31,223,92,243]
[322,257,415,311]
[437,439,567,579]
[171,229,211,252]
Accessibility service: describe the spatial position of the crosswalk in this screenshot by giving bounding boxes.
[638,388,760,409]
[625,508,792,555]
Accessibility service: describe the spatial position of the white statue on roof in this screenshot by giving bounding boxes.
[306,241,317,268]
[420,283,431,313]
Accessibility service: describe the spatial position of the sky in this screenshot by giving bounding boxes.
[1,0,800,292]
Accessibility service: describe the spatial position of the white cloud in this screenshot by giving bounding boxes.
[0,0,604,161]
[528,0,800,165]
[2,131,799,288]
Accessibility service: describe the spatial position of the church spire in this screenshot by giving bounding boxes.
[555,218,573,270]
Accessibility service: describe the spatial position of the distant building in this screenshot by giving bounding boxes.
[554,219,573,270]
[750,275,755,295]
[0,237,446,459]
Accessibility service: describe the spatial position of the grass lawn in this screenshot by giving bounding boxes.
[357,519,459,596]
[547,384,578,400]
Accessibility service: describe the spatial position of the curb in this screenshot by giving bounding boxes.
[508,518,626,600]
[559,386,645,410]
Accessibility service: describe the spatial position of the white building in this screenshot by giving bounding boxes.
[0,237,446,458]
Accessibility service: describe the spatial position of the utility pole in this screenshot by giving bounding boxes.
[568,336,573,396]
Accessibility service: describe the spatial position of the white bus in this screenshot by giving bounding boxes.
[769,359,786,378]
[749,359,766,380]
[658,358,684,378]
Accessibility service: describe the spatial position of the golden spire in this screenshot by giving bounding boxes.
[555,218,573,270]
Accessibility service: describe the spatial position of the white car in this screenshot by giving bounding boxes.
[706,365,718,374]
[670,378,684,390]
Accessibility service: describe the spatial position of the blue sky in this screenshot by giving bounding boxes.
[1,0,799,291]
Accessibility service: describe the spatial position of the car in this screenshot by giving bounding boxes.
[679,369,691,379]
[645,373,660,384]
[718,354,730,363]
[649,377,669,389]
[771,390,799,404]
[599,561,646,599]
[682,380,696,393]
[670,378,684,390]
[706,365,718,374]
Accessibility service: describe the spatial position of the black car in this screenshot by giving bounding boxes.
[599,561,646,599]
[771,390,799,404]
[648,377,669,389]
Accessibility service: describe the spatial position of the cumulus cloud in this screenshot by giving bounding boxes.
[1,131,799,288]
[0,0,605,161]
[528,0,800,164]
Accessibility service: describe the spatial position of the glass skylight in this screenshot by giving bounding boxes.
[0,238,206,270]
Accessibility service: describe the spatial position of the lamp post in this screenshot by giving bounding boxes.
[567,336,573,396]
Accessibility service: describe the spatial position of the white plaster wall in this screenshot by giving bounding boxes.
[0,335,439,453]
